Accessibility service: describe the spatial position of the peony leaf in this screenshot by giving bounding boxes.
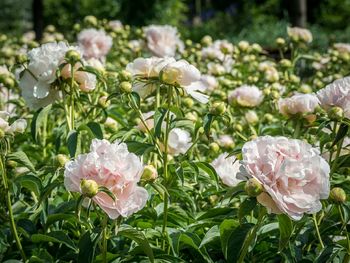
[7,151,36,173]
[67,129,79,158]
[278,214,293,251]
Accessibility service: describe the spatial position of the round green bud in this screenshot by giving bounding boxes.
[329,187,346,203]
[201,35,212,46]
[264,113,274,123]
[197,127,205,134]
[120,81,132,93]
[84,15,98,26]
[6,160,17,169]
[327,106,344,121]
[245,178,264,197]
[280,59,292,68]
[271,90,280,99]
[80,179,99,198]
[209,142,220,153]
[119,70,132,81]
[183,97,194,108]
[234,124,243,133]
[16,54,28,64]
[276,37,286,46]
[65,49,81,62]
[141,165,158,182]
[210,102,226,116]
[3,77,15,88]
[0,129,5,139]
[56,154,69,167]
[98,96,110,108]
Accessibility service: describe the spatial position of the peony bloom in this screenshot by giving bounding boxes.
[217,135,234,149]
[64,139,148,219]
[334,43,350,54]
[136,111,155,132]
[144,25,184,57]
[245,110,259,124]
[78,29,113,59]
[287,27,313,43]
[316,77,350,118]
[200,75,219,92]
[108,20,123,31]
[211,153,241,187]
[19,42,76,110]
[228,85,264,107]
[240,136,330,220]
[61,62,97,92]
[0,111,27,134]
[278,93,320,117]
[168,128,192,156]
[162,60,208,103]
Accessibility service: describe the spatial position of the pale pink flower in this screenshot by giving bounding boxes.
[334,43,350,54]
[136,111,155,132]
[228,85,264,107]
[144,25,184,57]
[78,29,112,59]
[287,27,313,43]
[64,139,148,219]
[217,135,234,148]
[61,62,97,92]
[278,93,319,116]
[241,136,330,220]
[211,153,241,187]
[316,77,350,118]
[108,20,123,31]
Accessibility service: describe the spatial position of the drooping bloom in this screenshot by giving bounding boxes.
[78,29,113,59]
[316,77,350,119]
[0,111,27,134]
[278,93,320,117]
[144,25,184,57]
[64,139,148,219]
[168,128,192,156]
[19,42,76,110]
[211,153,241,187]
[228,85,264,107]
[240,136,330,220]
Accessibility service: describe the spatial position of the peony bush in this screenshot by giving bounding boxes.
[0,18,350,263]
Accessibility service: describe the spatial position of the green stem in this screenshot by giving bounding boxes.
[238,207,266,263]
[102,216,108,263]
[330,136,345,175]
[312,213,324,249]
[0,155,27,262]
[162,86,172,250]
[338,206,350,254]
[293,119,301,138]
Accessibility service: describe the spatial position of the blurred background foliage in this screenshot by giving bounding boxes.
[1,0,350,49]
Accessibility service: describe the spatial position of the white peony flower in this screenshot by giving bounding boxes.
[168,128,192,156]
[8,119,27,134]
[78,29,113,59]
[278,93,320,117]
[287,27,313,43]
[228,85,264,107]
[316,77,350,118]
[144,25,184,57]
[19,42,75,110]
[211,153,242,187]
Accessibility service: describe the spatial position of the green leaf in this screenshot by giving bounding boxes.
[203,113,214,137]
[315,245,342,263]
[199,225,220,248]
[45,213,76,229]
[86,122,103,139]
[7,151,35,173]
[238,198,257,223]
[125,141,154,156]
[67,130,79,158]
[179,232,213,263]
[332,123,349,147]
[31,104,51,142]
[78,231,100,263]
[130,92,141,108]
[278,214,293,251]
[15,174,42,196]
[118,225,154,263]
[220,219,253,261]
[154,107,167,138]
[31,231,77,251]
[195,162,219,188]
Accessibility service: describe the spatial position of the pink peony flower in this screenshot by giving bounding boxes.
[144,25,184,57]
[278,93,319,117]
[64,139,148,219]
[316,77,350,119]
[78,29,112,59]
[228,85,264,107]
[241,136,330,220]
[211,153,241,187]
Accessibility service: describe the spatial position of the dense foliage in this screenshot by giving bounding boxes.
[0,15,350,263]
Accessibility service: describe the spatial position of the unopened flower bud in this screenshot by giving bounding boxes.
[183,98,194,108]
[327,106,344,121]
[141,165,158,182]
[201,35,212,46]
[56,154,69,167]
[119,70,132,81]
[280,59,292,68]
[84,15,98,26]
[238,41,249,52]
[234,124,243,133]
[98,96,110,108]
[80,179,99,198]
[120,81,132,93]
[276,37,286,46]
[264,113,274,123]
[329,187,346,203]
[6,160,17,169]
[210,102,226,116]
[0,129,5,139]
[209,142,220,153]
[245,178,264,197]
[2,77,15,88]
[65,50,81,62]
[16,54,28,64]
